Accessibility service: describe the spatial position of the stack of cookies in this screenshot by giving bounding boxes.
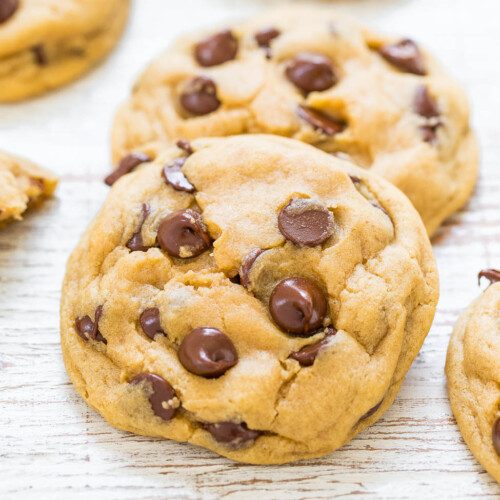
[1,1,498,478]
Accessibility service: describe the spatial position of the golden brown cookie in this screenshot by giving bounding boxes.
[61,135,438,464]
[111,7,478,237]
[446,270,500,483]
[0,0,130,101]
[0,150,58,227]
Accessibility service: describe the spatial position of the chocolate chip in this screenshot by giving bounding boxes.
[130,373,176,421]
[162,158,195,193]
[194,30,238,67]
[127,203,151,252]
[349,175,361,184]
[105,153,151,186]
[297,105,346,136]
[379,39,426,76]
[176,139,194,155]
[269,277,327,336]
[157,209,211,259]
[255,27,281,57]
[230,275,241,285]
[32,45,47,66]
[493,417,500,456]
[140,308,165,340]
[360,399,384,420]
[240,249,266,289]
[288,327,336,366]
[180,76,221,116]
[278,198,334,247]
[178,327,238,378]
[414,85,439,118]
[419,124,440,144]
[0,0,18,24]
[478,269,500,285]
[203,421,261,447]
[285,52,337,93]
[75,305,106,344]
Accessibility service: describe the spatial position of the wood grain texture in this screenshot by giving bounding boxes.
[0,0,499,498]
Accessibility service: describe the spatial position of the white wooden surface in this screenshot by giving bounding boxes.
[1,0,499,498]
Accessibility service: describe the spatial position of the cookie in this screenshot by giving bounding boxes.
[112,7,478,237]
[446,270,500,483]
[0,0,130,101]
[0,150,58,227]
[61,135,438,464]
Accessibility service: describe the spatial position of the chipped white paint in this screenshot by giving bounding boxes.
[1,0,499,498]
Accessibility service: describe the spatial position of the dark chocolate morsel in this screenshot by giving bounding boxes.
[157,209,211,258]
[493,417,500,456]
[203,421,261,446]
[130,373,176,421]
[379,39,426,75]
[255,27,281,48]
[178,327,238,378]
[297,105,346,136]
[240,249,266,289]
[176,139,194,155]
[288,327,336,366]
[286,52,336,93]
[32,45,47,66]
[278,198,334,247]
[478,269,500,286]
[419,124,440,145]
[414,85,439,118]
[180,76,221,116]
[162,158,195,193]
[0,0,18,24]
[105,153,152,186]
[140,308,165,340]
[126,203,151,252]
[269,277,327,336]
[194,30,238,67]
[75,305,106,344]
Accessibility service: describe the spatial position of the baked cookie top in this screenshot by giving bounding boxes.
[61,135,438,464]
[446,270,500,483]
[0,0,130,101]
[112,6,478,236]
[0,150,58,227]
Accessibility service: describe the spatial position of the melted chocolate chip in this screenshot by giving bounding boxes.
[297,105,346,136]
[32,45,47,66]
[478,269,500,285]
[419,124,440,144]
[130,373,176,421]
[286,52,336,93]
[178,327,238,378]
[140,308,165,340]
[414,85,439,118]
[278,198,334,247]
[180,76,221,116]
[349,175,361,184]
[105,153,151,186]
[360,399,384,420]
[203,421,261,447]
[255,27,281,57]
[176,139,194,155]
[194,30,238,67]
[157,209,211,259]
[127,203,151,252]
[288,327,336,366]
[162,158,195,193]
[493,417,500,456]
[0,0,18,24]
[379,39,426,76]
[269,277,327,336]
[240,249,266,289]
[75,305,106,344]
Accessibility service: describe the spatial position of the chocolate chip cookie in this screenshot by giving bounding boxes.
[112,7,478,237]
[446,270,500,483]
[0,0,130,101]
[61,135,438,464]
[0,150,58,227]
